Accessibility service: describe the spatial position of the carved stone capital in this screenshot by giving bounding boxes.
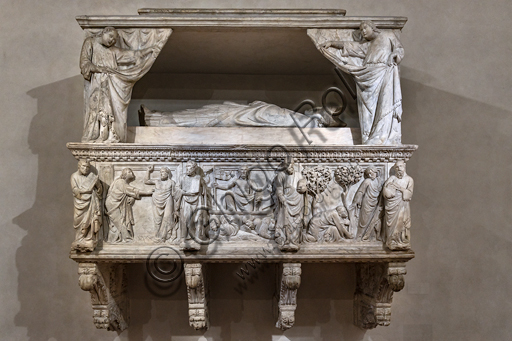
[184,263,209,330]
[78,263,128,331]
[353,262,406,329]
[276,263,302,330]
[387,262,407,292]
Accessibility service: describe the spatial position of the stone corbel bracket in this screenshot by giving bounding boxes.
[354,262,406,329]
[276,263,302,330]
[184,263,209,330]
[78,263,129,332]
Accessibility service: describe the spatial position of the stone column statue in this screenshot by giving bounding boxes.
[272,159,305,251]
[175,161,210,251]
[105,168,154,243]
[351,165,383,241]
[144,166,178,242]
[70,160,102,252]
[382,161,414,250]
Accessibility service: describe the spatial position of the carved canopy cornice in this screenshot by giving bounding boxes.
[76,9,407,29]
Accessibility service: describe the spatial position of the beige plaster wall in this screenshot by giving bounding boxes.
[1,1,511,340]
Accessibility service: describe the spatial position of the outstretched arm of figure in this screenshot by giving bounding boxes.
[212,176,237,191]
[321,41,346,49]
[144,165,156,185]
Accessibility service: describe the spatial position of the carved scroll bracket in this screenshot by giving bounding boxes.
[78,263,129,332]
[276,263,302,330]
[185,263,209,330]
[353,262,406,329]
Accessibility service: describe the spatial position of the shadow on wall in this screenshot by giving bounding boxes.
[13,72,512,340]
[13,75,111,340]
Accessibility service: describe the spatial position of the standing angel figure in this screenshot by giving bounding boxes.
[318,20,404,145]
[80,26,170,142]
[144,165,178,242]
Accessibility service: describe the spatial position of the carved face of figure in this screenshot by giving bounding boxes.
[239,166,249,180]
[126,169,135,182]
[286,163,294,175]
[79,162,90,176]
[336,206,348,219]
[101,30,117,48]
[366,168,377,180]
[186,162,197,176]
[296,179,308,194]
[160,169,169,181]
[395,161,406,179]
[360,23,374,40]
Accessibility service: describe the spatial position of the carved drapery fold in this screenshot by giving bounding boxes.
[78,263,129,331]
[81,28,172,142]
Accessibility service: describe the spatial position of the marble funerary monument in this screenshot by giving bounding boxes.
[69,8,416,332]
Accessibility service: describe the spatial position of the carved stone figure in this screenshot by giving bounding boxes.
[241,216,275,239]
[105,168,153,242]
[144,166,177,242]
[140,101,342,128]
[382,161,414,250]
[304,206,354,243]
[272,159,305,251]
[213,165,254,211]
[276,263,301,330]
[80,26,171,142]
[175,161,210,250]
[351,165,383,241]
[71,160,102,252]
[313,21,405,145]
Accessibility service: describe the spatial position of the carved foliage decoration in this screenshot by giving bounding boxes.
[276,263,302,330]
[185,263,209,330]
[78,263,129,331]
[353,262,406,329]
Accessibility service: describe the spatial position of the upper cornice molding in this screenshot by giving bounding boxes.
[76,8,407,29]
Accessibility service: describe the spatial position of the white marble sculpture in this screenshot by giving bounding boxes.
[71,160,102,252]
[140,101,342,128]
[351,165,384,241]
[310,20,404,145]
[80,27,171,142]
[303,206,354,243]
[212,165,254,211]
[383,161,414,250]
[144,166,178,242]
[272,159,306,251]
[69,8,417,333]
[175,161,210,250]
[105,168,154,242]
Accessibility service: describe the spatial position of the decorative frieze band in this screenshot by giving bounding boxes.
[67,143,417,163]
